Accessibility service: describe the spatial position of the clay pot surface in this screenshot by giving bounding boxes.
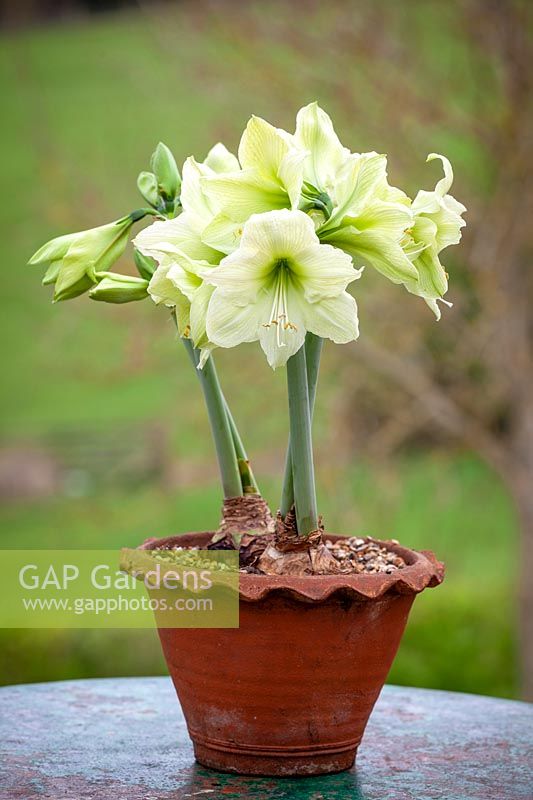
[141,532,443,776]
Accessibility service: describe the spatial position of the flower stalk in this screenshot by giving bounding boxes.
[181,336,243,499]
[286,343,318,537]
[223,400,258,494]
[280,333,323,519]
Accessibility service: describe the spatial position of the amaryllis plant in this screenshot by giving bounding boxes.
[29,103,466,569]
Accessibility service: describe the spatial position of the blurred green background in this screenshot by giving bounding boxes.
[1,0,531,699]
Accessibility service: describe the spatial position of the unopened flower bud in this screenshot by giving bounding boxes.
[151,142,181,200]
[28,231,83,267]
[55,274,96,302]
[89,272,148,304]
[29,212,150,302]
[134,248,157,279]
[137,171,160,208]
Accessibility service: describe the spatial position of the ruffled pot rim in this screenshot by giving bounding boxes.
[139,531,444,604]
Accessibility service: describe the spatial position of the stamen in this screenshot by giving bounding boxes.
[263,261,297,347]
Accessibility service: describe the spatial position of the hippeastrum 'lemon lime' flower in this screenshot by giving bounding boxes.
[201,116,307,225]
[197,103,465,324]
[28,212,145,302]
[292,103,419,287]
[200,103,421,295]
[134,144,241,361]
[317,153,417,284]
[205,209,362,369]
[264,103,465,318]
[294,102,350,198]
[133,222,217,360]
[400,154,466,319]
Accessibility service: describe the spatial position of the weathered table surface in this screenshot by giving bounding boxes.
[1,677,531,800]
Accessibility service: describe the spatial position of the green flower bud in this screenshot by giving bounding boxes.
[150,142,181,200]
[28,231,83,266]
[133,248,157,279]
[53,257,97,302]
[55,274,95,303]
[29,211,151,302]
[137,171,160,208]
[42,260,61,286]
[89,272,149,304]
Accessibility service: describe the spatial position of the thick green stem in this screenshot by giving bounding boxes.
[286,343,318,536]
[182,337,242,498]
[223,397,258,494]
[280,334,323,518]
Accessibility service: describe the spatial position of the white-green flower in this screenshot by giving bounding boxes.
[28,214,140,302]
[134,141,242,287]
[205,209,362,369]
[292,104,418,285]
[133,144,241,360]
[134,218,217,356]
[134,146,231,290]
[401,154,466,318]
[198,104,419,295]
[295,102,349,188]
[202,116,306,225]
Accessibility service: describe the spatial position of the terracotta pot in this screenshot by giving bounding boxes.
[141,532,443,777]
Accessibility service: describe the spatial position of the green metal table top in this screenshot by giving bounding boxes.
[1,677,531,799]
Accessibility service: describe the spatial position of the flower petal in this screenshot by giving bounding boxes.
[205,246,271,302]
[204,143,240,174]
[174,292,192,335]
[147,260,180,305]
[327,152,388,225]
[424,296,453,321]
[236,115,304,209]
[412,154,466,223]
[180,157,217,223]
[238,115,292,180]
[202,169,288,222]
[426,197,466,251]
[134,214,221,263]
[278,148,307,210]
[239,208,318,257]
[405,246,448,303]
[301,290,360,343]
[294,102,349,188]
[207,282,307,370]
[292,243,361,301]
[346,200,413,239]
[427,153,454,197]
[206,288,266,348]
[190,282,215,348]
[399,214,450,313]
[323,226,419,283]
[166,260,203,301]
[258,285,306,368]
[201,214,243,255]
